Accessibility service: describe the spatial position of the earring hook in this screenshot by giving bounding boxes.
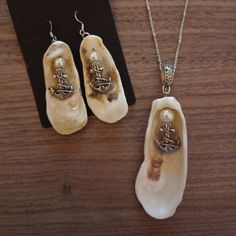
[47,20,57,43]
[74,10,90,38]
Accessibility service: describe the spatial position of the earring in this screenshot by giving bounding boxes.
[43,20,88,135]
[74,11,128,123]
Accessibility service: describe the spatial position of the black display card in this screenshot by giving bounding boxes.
[7,0,136,128]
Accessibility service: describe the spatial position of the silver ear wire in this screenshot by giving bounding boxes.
[74,10,90,38]
[47,20,57,43]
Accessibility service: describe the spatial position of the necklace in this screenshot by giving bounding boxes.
[146,0,189,94]
[135,0,189,219]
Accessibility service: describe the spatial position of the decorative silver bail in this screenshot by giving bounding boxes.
[161,65,175,95]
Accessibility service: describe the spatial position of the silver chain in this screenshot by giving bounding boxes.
[145,0,189,72]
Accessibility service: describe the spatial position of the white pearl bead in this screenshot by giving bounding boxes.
[160,109,174,123]
[54,57,65,68]
[90,51,98,61]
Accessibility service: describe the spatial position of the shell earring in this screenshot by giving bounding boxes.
[43,20,88,135]
[74,11,128,123]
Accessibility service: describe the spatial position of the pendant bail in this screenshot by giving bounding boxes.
[161,65,175,95]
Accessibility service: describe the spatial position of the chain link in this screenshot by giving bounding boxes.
[145,0,190,72]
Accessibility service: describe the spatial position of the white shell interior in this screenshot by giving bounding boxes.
[43,41,88,135]
[80,35,128,123]
[135,96,187,219]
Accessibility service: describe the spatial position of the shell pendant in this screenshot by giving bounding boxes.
[135,96,188,219]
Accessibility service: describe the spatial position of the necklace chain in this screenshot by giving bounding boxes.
[145,0,189,72]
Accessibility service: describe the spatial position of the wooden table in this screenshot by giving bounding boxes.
[0,0,236,235]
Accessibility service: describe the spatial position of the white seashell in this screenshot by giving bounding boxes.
[135,96,187,219]
[80,35,128,123]
[43,41,88,135]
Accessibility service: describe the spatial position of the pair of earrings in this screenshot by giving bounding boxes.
[43,11,128,135]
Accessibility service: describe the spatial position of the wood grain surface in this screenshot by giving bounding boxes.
[0,0,236,235]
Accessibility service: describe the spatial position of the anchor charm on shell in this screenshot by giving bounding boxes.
[156,108,180,153]
[89,49,113,95]
[49,57,74,100]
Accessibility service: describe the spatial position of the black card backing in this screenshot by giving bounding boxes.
[7,0,136,128]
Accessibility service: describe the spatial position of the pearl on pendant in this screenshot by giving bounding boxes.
[160,109,174,123]
[54,57,65,68]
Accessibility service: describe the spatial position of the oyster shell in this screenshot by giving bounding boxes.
[135,96,187,219]
[43,41,88,135]
[80,35,128,123]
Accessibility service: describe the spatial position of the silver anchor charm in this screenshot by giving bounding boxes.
[49,58,74,100]
[90,61,113,94]
[156,109,180,153]
[89,49,113,94]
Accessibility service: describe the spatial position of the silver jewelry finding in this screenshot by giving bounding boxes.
[156,109,180,152]
[89,50,113,94]
[47,20,57,43]
[145,0,189,95]
[49,58,74,100]
[156,122,180,152]
[90,61,113,94]
[161,65,175,95]
[74,11,90,38]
